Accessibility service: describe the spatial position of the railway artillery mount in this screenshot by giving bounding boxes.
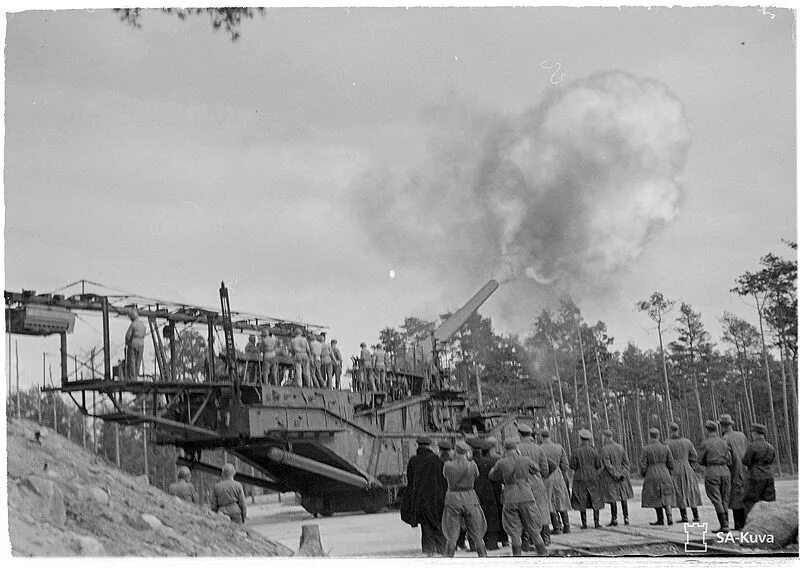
[6,279,551,518]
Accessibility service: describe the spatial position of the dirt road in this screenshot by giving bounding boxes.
[250,479,798,557]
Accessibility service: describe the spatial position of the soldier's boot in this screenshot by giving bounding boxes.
[665,507,674,526]
[679,508,689,523]
[593,509,601,529]
[560,511,571,533]
[691,507,700,523]
[733,508,746,531]
[607,502,619,526]
[550,512,563,535]
[579,511,588,529]
[521,532,532,552]
[485,532,499,551]
[511,545,522,557]
[715,512,729,533]
[535,543,548,556]
[621,500,630,525]
[650,507,665,526]
[541,525,551,546]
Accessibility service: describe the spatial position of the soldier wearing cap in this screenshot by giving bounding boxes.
[639,427,675,526]
[401,437,447,556]
[290,329,312,387]
[539,428,571,534]
[599,429,634,526]
[441,441,488,557]
[666,422,702,523]
[517,423,556,546]
[489,437,547,556]
[330,339,343,390]
[742,423,776,519]
[259,329,279,385]
[570,428,604,529]
[319,333,333,388]
[211,463,247,524]
[465,438,501,550]
[168,466,198,504]
[484,436,508,547]
[720,413,749,530]
[698,420,733,533]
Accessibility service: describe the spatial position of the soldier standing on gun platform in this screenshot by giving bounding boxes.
[539,428,571,534]
[291,329,311,387]
[599,429,634,526]
[320,332,333,388]
[259,329,278,385]
[666,422,702,523]
[570,429,604,529]
[489,437,547,556]
[331,339,343,390]
[720,414,749,530]
[308,334,323,387]
[125,308,146,379]
[244,335,260,383]
[699,419,733,533]
[360,343,374,391]
[374,344,387,391]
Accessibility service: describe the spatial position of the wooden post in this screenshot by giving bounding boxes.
[298,525,326,557]
[102,297,112,380]
[115,423,121,467]
[15,340,20,420]
[142,395,149,478]
[40,353,45,425]
[475,364,482,408]
[60,332,68,385]
[92,391,96,452]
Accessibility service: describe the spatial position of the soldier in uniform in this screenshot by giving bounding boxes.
[467,438,501,551]
[211,463,247,524]
[290,329,312,387]
[360,343,374,391]
[489,437,547,556]
[404,437,447,556]
[485,435,508,547]
[124,308,147,378]
[570,429,604,529]
[374,344,387,391]
[517,423,555,546]
[639,427,676,526]
[168,466,198,504]
[698,420,733,533]
[666,422,702,523]
[441,441,488,557]
[243,335,260,382]
[259,330,279,385]
[330,339,343,390]
[720,414,749,530]
[539,428,571,534]
[308,334,323,387]
[741,423,776,518]
[320,333,333,388]
[599,429,634,526]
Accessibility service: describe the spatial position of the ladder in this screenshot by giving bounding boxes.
[219,282,240,400]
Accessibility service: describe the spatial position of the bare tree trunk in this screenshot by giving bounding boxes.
[778,344,795,473]
[576,325,593,439]
[551,341,571,454]
[755,295,782,476]
[593,349,610,428]
[657,321,674,422]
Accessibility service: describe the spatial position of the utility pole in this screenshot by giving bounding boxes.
[15,340,21,420]
[576,322,593,440]
[142,395,149,479]
[40,353,45,425]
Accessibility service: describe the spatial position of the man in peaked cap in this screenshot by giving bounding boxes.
[441,441,488,557]
[212,463,247,524]
[484,436,508,547]
[124,308,146,378]
[402,437,447,555]
[517,422,555,546]
[698,420,734,533]
[666,422,703,523]
[570,429,604,529]
[438,439,454,462]
[599,429,634,526]
[539,428,571,534]
[639,427,675,526]
[489,437,547,556]
[742,423,776,521]
[467,438,501,550]
[720,414,749,530]
[168,466,198,504]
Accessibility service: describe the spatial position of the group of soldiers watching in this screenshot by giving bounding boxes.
[168,462,248,524]
[353,343,411,395]
[242,329,344,389]
[401,415,776,557]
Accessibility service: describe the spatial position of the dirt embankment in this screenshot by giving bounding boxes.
[7,418,293,557]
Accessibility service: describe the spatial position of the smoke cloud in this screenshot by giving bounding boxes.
[352,71,690,293]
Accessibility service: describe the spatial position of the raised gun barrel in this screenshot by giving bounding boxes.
[267,447,370,489]
[434,279,499,343]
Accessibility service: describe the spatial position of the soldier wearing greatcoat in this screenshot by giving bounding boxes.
[539,428,571,534]
[517,423,555,546]
[720,414,749,530]
[401,437,447,556]
[598,429,634,526]
[570,428,604,529]
[698,420,733,533]
[741,423,776,519]
[666,422,703,523]
[639,427,676,526]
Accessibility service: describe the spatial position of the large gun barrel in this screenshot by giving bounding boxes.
[434,279,499,343]
[267,447,370,489]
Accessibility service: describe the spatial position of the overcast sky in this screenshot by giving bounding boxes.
[4,7,796,389]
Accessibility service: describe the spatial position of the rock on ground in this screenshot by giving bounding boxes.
[742,500,799,549]
[7,417,293,557]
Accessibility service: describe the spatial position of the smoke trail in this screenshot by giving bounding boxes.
[352,71,690,291]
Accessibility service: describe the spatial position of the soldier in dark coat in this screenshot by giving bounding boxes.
[720,414,749,530]
[489,437,547,556]
[485,436,508,547]
[467,438,501,550]
[598,429,634,526]
[639,427,676,526]
[539,429,571,534]
[403,437,447,556]
[698,420,733,533]
[666,422,702,523]
[741,423,776,519]
[570,428,604,529]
